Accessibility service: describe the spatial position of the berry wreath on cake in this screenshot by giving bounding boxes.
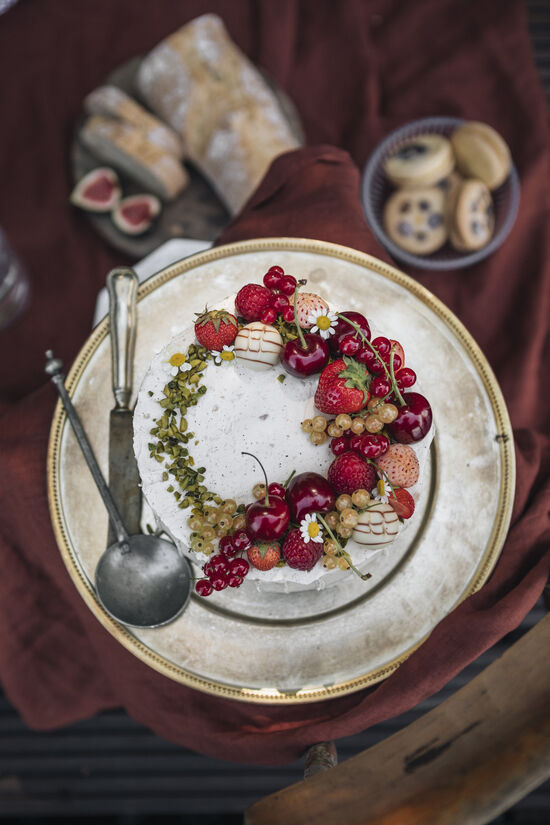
[133,265,434,597]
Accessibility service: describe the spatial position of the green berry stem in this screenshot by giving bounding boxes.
[293,282,307,350]
[318,514,371,581]
[335,313,406,407]
[283,469,296,488]
[241,451,269,506]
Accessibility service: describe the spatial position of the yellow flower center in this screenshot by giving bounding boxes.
[308,522,320,538]
[377,479,386,496]
[316,315,331,331]
[221,350,235,361]
[169,352,186,367]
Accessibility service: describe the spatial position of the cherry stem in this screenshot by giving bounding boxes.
[317,514,371,581]
[283,469,296,488]
[241,451,269,506]
[293,282,307,350]
[335,314,406,407]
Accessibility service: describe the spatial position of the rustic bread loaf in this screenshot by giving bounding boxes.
[79,115,189,201]
[136,14,299,214]
[84,85,184,158]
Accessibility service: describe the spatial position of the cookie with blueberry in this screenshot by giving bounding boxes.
[383,187,448,254]
[384,134,455,188]
[448,178,495,252]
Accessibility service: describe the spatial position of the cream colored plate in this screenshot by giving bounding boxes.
[47,238,515,703]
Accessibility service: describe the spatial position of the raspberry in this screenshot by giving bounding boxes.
[282,528,323,571]
[327,451,376,495]
[235,283,273,321]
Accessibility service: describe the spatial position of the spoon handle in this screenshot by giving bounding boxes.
[107,267,138,410]
[45,350,129,545]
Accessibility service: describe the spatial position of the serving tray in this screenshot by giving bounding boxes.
[47,238,515,703]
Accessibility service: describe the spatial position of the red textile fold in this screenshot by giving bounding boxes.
[0,0,549,764]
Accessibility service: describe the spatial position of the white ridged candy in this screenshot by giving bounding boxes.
[352,502,401,547]
[234,322,283,370]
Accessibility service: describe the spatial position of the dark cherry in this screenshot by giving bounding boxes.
[268,482,286,498]
[396,367,417,389]
[246,497,290,540]
[229,558,250,577]
[330,435,349,456]
[358,433,390,459]
[271,293,290,313]
[232,529,252,552]
[285,471,336,523]
[348,434,363,452]
[330,311,371,354]
[370,375,392,397]
[387,392,432,443]
[338,332,362,356]
[282,333,330,377]
[195,579,213,597]
[279,274,297,295]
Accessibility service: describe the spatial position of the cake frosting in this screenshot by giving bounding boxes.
[134,294,433,593]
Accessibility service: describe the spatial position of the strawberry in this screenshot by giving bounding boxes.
[293,292,330,329]
[376,444,419,488]
[247,541,281,571]
[327,451,376,495]
[314,357,371,415]
[388,488,415,519]
[235,283,273,321]
[194,309,238,351]
[282,528,323,571]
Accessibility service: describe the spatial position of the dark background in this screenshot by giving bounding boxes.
[1,0,549,822]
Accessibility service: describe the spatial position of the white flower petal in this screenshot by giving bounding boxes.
[311,533,324,543]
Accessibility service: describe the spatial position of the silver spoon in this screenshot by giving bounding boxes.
[45,350,192,628]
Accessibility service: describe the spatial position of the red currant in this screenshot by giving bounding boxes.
[229,558,250,577]
[348,434,363,452]
[388,353,402,371]
[209,555,229,576]
[263,266,284,290]
[279,275,297,295]
[268,482,286,498]
[218,535,237,560]
[359,433,390,459]
[227,574,243,588]
[195,579,213,597]
[370,375,392,397]
[355,345,375,367]
[396,367,416,389]
[203,560,214,577]
[372,336,391,358]
[330,435,349,456]
[281,305,295,323]
[210,575,228,591]
[338,332,361,356]
[232,529,252,552]
[261,307,277,324]
[271,293,290,313]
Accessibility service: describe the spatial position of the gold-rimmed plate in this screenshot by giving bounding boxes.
[47,238,515,703]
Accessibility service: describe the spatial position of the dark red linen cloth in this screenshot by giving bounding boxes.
[0,0,549,765]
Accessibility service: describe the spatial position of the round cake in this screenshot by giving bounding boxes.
[133,265,434,596]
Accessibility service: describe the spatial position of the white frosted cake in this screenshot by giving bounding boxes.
[134,271,434,597]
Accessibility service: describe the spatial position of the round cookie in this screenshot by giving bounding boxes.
[451,122,511,190]
[448,178,495,252]
[384,134,455,188]
[384,186,448,254]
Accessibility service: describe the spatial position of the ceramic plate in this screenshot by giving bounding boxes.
[47,238,515,703]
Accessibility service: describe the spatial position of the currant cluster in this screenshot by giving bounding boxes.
[194,532,251,596]
[260,266,297,325]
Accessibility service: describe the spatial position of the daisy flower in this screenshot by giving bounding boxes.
[170,362,192,376]
[300,513,324,544]
[308,310,338,339]
[371,478,389,504]
[212,344,235,365]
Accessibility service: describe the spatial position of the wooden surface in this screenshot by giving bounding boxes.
[245,611,550,825]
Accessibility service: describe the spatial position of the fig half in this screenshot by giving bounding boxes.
[70,167,121,212]
[111,194,161,235]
